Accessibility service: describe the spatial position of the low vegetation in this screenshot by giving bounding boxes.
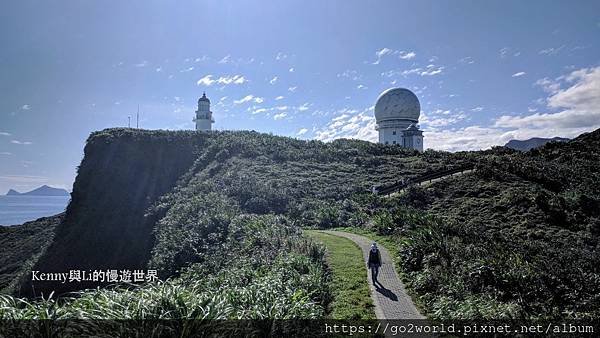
[1,127,598,322]
[306,230,375,319]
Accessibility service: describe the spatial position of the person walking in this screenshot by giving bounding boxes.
[368,242,382,284]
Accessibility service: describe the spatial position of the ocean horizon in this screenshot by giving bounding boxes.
[0,195,70,226]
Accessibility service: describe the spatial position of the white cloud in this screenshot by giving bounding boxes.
[311,66,600,151]
[372,48,392,64]
[155,67,162,72]
[298,103,310,111]
[180,66,194,73]
[535,77,561,94]
[134,60,149,67]
[251,108,267,115]
[499,47,510,58]
[471,106,484,112]
[196,74,246,86]
[398,51,416,60]
[373,48,416,64]
[218,55,231,64]
[297,128,308,136]
[273,112,287,120]
[496,66,600,131]
[0,152,11,155]
[289,67,295,72]
[512,71,526,77]
[0,132,10,136]
[11,140,32,145]
[197,75,215,86]
[275,52,287,61]
[21,104,30,110]
[269,76,278,84]
[539,45,565,55]
[275,96,285,100]
[420,65,444,76]
[357,84,367,89]
[459,56,475,64]
[337,69,361,81]
[288,86,297,92]
[315,107,377,142]
[234,95,264,105]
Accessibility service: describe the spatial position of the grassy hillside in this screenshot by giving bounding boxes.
[2,127,598,322]
[0,214,63,294]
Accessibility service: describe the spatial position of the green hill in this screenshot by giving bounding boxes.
[1,127,598,321]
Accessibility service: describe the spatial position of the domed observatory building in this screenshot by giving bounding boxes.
[374,88,424,151]
[194,92,214,131]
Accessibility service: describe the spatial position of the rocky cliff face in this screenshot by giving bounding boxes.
[20,129,208,297]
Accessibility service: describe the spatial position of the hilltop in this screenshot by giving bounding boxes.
[504,137,570,151]
[1,127,598,321]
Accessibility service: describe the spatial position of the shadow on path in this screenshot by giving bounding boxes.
[374,281,398,301]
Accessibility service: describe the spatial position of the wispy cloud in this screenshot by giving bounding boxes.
[398,51,416,60]
[0,152,11,155]
[180,66,194,73]
[269,76,278,84]
[539,45,565,55]
[289,67,295,73]
[288,86,297,92]
[296,128,308,136]
[337,69,362,81]
[0,132,11,136]
[275,52,287,61]
[275,96,284,100]
[11,140,32,145]
[420,65,444,76]
[234,95,264,105]
[273,112,287,120]
[372,48,416,64]
[512,71,526,77]
[21,104,30,110]
[218,55,232,64]
[372,48,392,64]
[197,74,247,86]
[298,103,310,111]
[134,60,149,67]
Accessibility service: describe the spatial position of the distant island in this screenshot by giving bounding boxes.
[5,185,69,196]
[504,137,569,151]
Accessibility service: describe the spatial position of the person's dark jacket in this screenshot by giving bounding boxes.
[368,249,382,267]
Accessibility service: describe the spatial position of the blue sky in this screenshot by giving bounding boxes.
[1,0,599,193]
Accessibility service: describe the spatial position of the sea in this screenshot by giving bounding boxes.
[0,195,70,226]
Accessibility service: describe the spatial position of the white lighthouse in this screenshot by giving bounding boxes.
[194,92,214,131]
[374,88,424,151]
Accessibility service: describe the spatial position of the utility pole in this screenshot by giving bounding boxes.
[128,116,131,128]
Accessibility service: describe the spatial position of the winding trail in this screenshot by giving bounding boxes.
[321,230,424,320]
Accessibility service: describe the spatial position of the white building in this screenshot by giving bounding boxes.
[374,87,424,151]
[194,92,214,131]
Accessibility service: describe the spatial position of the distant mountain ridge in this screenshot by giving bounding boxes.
[504,137,569,151]
[5,185,69,196]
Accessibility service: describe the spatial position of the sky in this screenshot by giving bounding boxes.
[1,0,599,193]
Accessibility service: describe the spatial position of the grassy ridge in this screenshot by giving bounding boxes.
[306,231,375,319]
[2,127,598,321]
